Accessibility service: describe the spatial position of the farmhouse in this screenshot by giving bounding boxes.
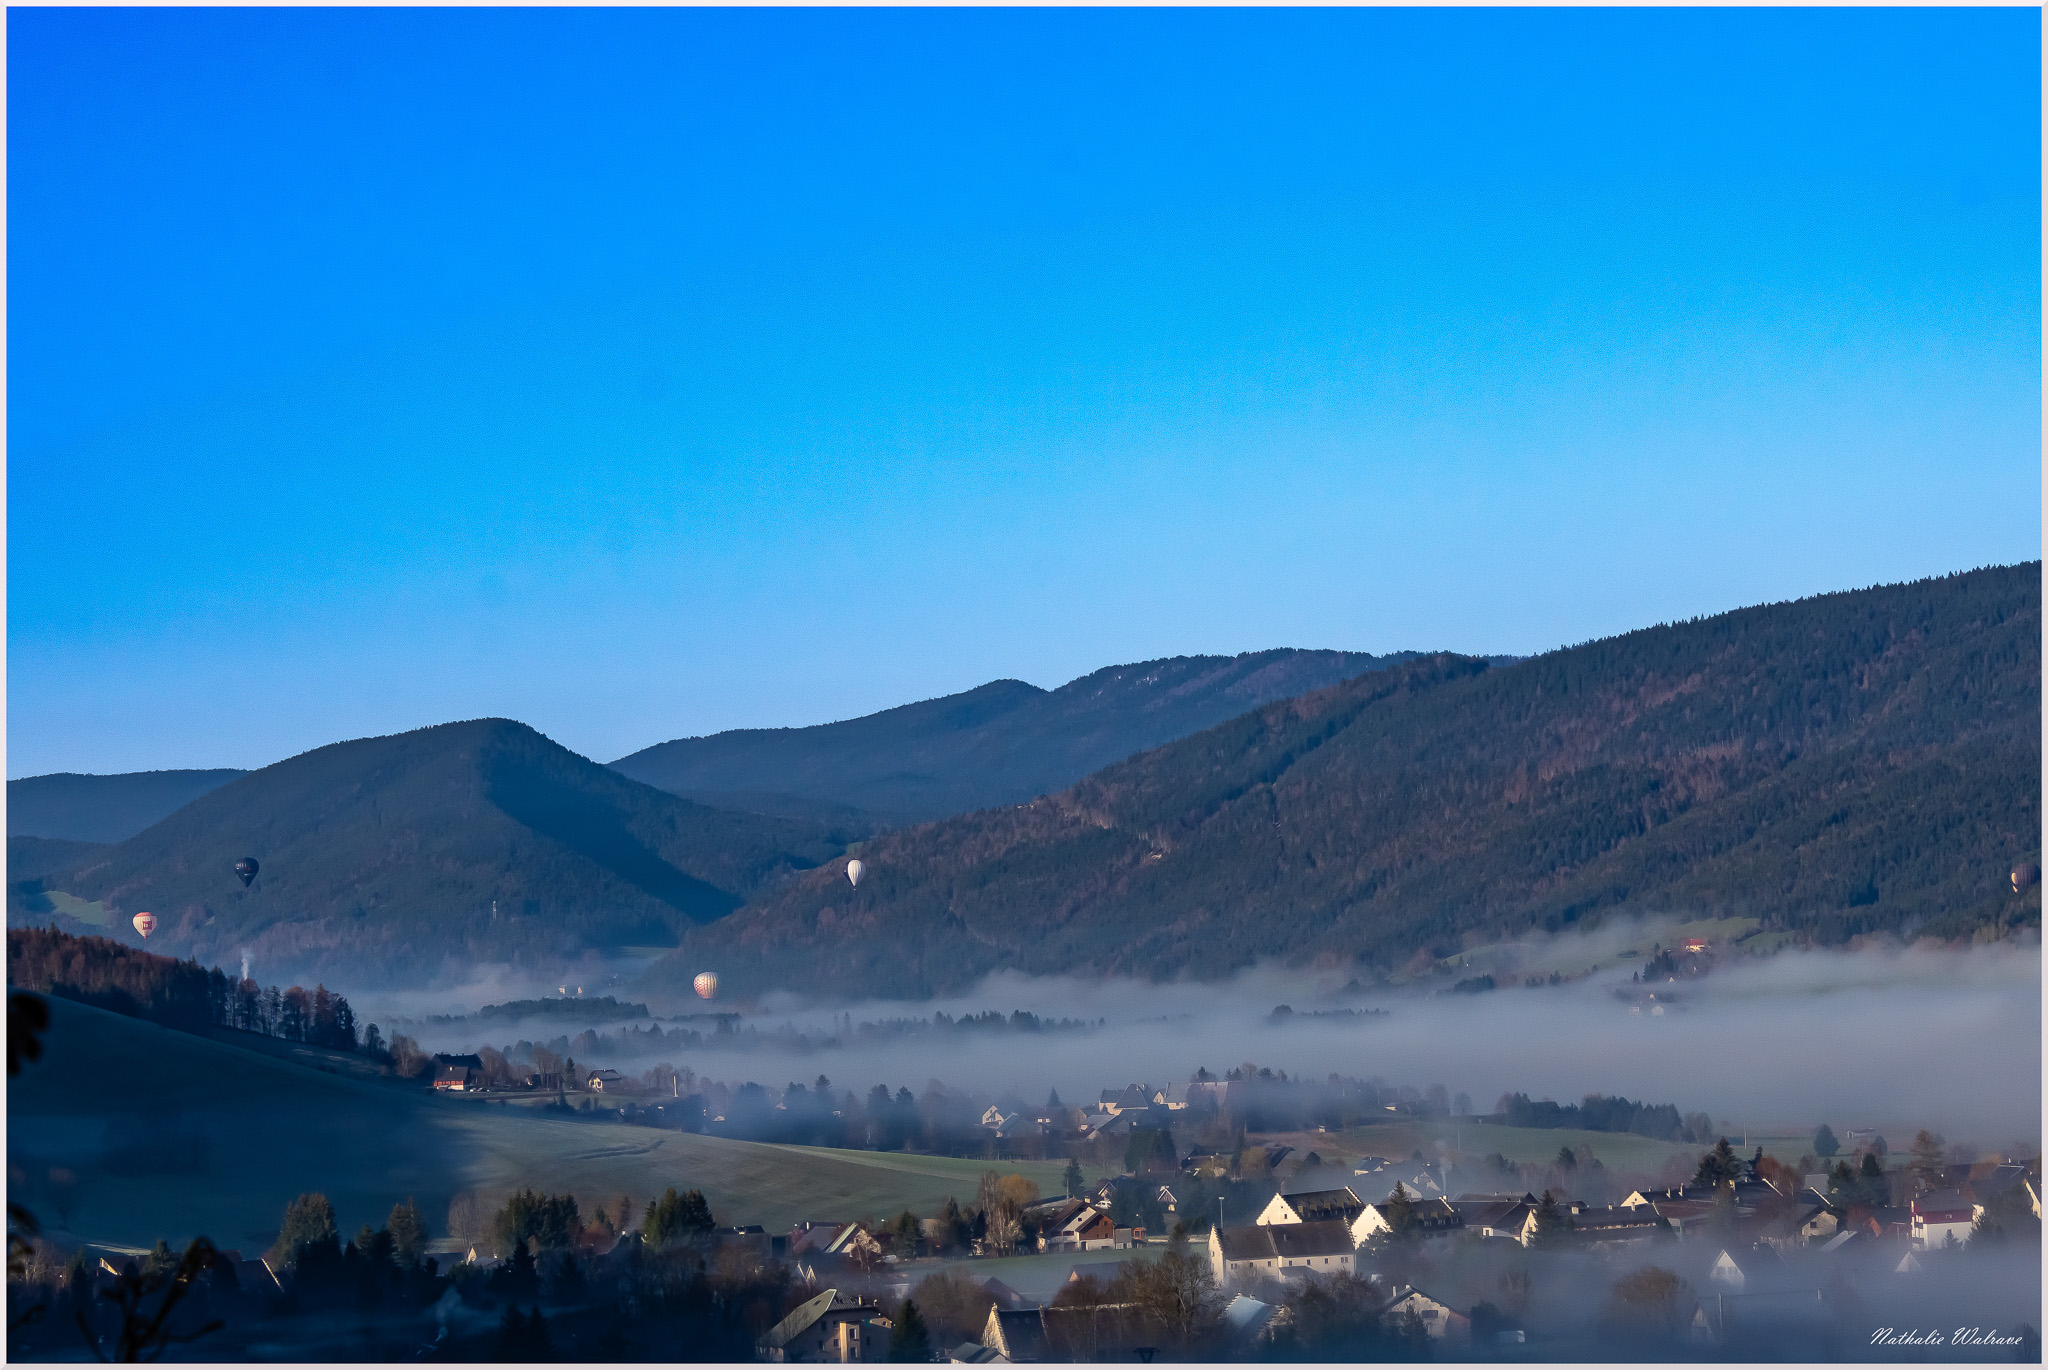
[586,1068,627,1091]
[1035,1200,1120,1253]
[1207,1220,1358,1283]
[433,1064,480,1091]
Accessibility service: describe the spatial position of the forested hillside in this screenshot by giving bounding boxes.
[657,565,2042,997]
[7,768,247,842]
[612,649,1441,824]
[10,720,857,983]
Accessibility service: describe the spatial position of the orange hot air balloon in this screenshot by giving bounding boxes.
[693,972,718,1000]
[132,911,158,938]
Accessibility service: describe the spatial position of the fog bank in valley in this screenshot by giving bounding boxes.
[366,928,2040,1143]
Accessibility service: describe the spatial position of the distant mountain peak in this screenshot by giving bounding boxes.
[611,648,1417,825]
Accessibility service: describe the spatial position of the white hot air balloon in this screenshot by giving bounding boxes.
[693,972,719,1000]
[846,859,865,888]
[132,911,158,939]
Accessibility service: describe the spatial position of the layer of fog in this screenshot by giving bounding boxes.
[359,923,2040,1144]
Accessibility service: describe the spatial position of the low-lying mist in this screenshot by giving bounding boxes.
[360,925,2040,1143]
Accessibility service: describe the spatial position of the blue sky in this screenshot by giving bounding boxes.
[8,7,2040,777]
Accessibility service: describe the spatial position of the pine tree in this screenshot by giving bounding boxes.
[1812,1123,1839,1158]
[1531,1190,1572,1250]
[528,1307,555,1360]
[1693,1138,1741,1188]
[1064,1158,1085,1198]
[269,1192,338,1269]
[504,1239,539,1301]
[388,1197,428,1268]
[1908,1131,1947,1193]
[1382,1183,1417,1245]
[889,1298,934,1361]
[1859,1152,1889,1207]
[495,1306,528,1359]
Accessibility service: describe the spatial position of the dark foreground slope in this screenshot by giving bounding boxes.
[659,565,2041,997]
[12,720,855,983]
[7,768,247,843]
[612,649,1438,824]
[5,997,1071,1255]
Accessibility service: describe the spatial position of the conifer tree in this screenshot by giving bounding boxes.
[889,1299,933,1361]
[387,1197,428,1268]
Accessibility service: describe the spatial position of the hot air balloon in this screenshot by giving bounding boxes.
[693,972,719,1000]
[846,859,865,888]
[132,911,157,939]
[2012,863,2040,895]
[234,857,259,887]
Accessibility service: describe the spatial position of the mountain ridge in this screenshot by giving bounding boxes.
[9,718,858,984]
[612,648,1462,824]
[651,563,2042,998]
[7,768,249,844]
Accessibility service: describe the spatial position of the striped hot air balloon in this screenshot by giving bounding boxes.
[693,972,719,1000]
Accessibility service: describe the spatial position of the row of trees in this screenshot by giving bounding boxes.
[8,927,360,1051]
[1493,1091,1704,1142]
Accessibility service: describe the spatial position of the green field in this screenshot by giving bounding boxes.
[8,998,1075,1256]
[43,891,115,928]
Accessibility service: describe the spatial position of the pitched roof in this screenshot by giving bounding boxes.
[1911,1189,1974,1219]
[1214,1219,1356,1262]
[1570,1205,1665,1232]
[1279,1188,1365,1222]
[1451,1199,1533,1231]
[988,1307,1048,1362]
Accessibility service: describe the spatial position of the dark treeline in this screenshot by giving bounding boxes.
[438,1006,1104,1068]
[458,997,651,1025]
[1493,1092,1705,1143]
[7,926,360,1052]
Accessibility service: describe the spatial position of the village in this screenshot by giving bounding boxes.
[188,1060,2040,1362]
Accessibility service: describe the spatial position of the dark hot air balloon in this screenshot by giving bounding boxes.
[2012,863,2040,895]
[234,857,259,887]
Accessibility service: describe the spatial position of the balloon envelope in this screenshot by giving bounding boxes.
[2013,863,2041,894]
[132,911,157,938]
[846,859,865,888]
[693,972,718,1000]
[234,857,259,887]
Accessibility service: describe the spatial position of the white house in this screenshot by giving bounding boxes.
[1384,1285,1470,1341]
[1910,1191,1974,1250]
